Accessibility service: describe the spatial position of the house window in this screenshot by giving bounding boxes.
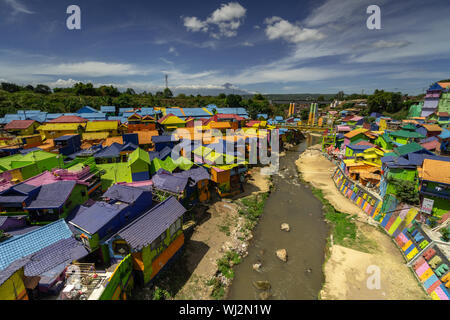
[113,240,130,256]
[151,236,161,250]
[81,190,86,197]
[160,231,167,242]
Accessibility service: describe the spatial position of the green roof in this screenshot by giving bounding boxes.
[401,123,417,131]
[174,156,194,171]
[394,142,423,156]
[98,162,132,187]
[128,148,151,165]
[389,130,425,139]
[20,150,58,162]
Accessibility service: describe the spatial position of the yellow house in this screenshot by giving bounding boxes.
[157,113,186,131]
[4,120,40,136]
[354,147,385,167]
[84,120,119,137]
[0,259,29,300]
[37,123,86,140]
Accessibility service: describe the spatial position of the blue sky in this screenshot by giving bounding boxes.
[1,0,450,95]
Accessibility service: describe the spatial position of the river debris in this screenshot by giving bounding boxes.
[259,291,271,300]
[252,262,262,272]
[253,280,271,290]
[276,249,288,262]
[281,223,290,232]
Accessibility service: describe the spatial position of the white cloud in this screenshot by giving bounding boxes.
[2,0,34,15]
[372,40,411,49]
[168,46,179,56]
[182,16,208,33]
[182,2,246,39]
[264,16,325,44]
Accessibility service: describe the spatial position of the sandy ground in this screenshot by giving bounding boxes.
[173,169,271,299]
[296,144,428,300]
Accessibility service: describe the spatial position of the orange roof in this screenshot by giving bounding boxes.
[135,130,159,145]
[344,128,368,139]
[209,121,232,129]
[103,136,123,146]
[421,124,442,132]
[420,159,450,184]
[438,82,450,89]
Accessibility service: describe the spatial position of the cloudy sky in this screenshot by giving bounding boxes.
[1,0,450,95]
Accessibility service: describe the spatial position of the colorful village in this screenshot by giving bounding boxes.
[0,81,450,301]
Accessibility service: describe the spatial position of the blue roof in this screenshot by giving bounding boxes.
[275,116,284,121]
[25,181,76,209]
[140,107,155,116]
[54,134,79,142]
[257,114,268,119]
[78,113,107,119]
[93,143,122,158]
[77,106,100,113]
[103,184,150,204]
[152,172,189,193]
[152,135,178,144]
[0,219,73,271]
[173,166,210,183]
[112,197,186,250]
[347,144,372,151]
[439,129,450,139]
[100,106,116,113]
[69,201,128,235]
[183,108,211,117]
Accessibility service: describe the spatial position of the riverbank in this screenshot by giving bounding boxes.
[134,167,272,300]
[296,144,428,300]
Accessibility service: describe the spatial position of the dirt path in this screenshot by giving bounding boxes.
[296,144,428,300]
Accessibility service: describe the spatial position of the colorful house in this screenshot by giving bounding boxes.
[24,180,88,222]
[343,128,374,146]
[375,133,395,150]
[84,120,119,138]
[157,113,186,131]
[4,120,39,136]
[0,219,88,295]
[37,122,86,140]
[127,114,156,132]
[0,257,29,300]
[128,148,151,181]
[105,196,186,285]
[418,159,450,219]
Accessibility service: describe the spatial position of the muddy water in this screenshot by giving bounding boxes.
[227,136,329,300]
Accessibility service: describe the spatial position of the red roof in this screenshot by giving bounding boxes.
[421,140,440,150]
[49,115,87,123]
[4,120,36,130]
[216,114,246,121]
[356,141,376,147]
[246,120,261,127]
[157,113,176,124]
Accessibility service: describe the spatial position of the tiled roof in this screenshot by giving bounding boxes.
[152,172,189,193]
[23,237,88,277]
[4,120,36,130]
[0,219,73,271]
[69,201,128,235]
[25,181,76,209]
[112,197,186,251]
[103,184,149,204]
[49,115,87,123]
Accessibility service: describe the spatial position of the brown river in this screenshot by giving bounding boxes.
[227,135,329,300]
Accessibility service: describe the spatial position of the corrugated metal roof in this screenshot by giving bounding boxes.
[152,172,188,193]
[113,197,186,250]
[0,219,73,271]
[100,106,116,112]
